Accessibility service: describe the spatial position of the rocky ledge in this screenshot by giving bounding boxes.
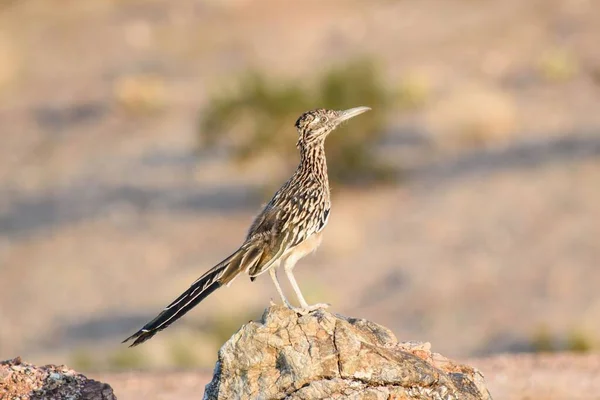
[204,305,492,399]
[0,357,116,400]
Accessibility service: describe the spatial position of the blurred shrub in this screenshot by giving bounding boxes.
[198,58,394,186]
[69,348,95,371]
[538,48,578,82]
[566,329,594,353]
[203,309,261,346]
[531,325,555,353]
[107,348,146,370]
[530,325,595,353]
[114,74,167,114]
[168,336,202,368]
[206,315,240,348]
[425,82,517,151]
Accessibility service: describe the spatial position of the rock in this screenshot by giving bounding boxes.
[0,357,116,400]
[204,306,492,400]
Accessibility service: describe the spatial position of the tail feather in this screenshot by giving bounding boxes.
[122,251,243,347]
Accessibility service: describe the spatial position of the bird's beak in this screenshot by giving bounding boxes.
[334,106,371,125]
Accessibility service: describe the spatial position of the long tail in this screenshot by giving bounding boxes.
[123,249,245,347]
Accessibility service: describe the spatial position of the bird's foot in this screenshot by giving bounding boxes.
[291,303,330,315]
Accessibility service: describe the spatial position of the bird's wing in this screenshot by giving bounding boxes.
[243,204,292,279]
[245,191,325,279]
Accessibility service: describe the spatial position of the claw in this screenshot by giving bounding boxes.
[290,303,330,315]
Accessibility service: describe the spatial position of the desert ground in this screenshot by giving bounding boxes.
[93,353,600,400]
[1,0,600,398]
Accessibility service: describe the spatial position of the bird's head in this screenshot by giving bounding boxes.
[294,106,371,148]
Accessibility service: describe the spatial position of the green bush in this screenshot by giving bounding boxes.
[198,58,394,186]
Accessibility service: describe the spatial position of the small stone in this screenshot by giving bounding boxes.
[49,372,63,381]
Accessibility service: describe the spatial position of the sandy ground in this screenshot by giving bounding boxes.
[470,353,600,400]
[1,0,600,382]
[91,353,600,400]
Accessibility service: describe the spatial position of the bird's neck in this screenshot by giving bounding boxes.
[298,142,329,185]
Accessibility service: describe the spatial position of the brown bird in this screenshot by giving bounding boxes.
[123,106,371,346]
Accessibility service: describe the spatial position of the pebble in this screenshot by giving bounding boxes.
[49,372,63,381]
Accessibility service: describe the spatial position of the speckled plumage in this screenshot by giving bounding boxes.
[123,107,370,347]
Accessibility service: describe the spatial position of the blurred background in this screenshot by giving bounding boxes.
[1,0,599,372]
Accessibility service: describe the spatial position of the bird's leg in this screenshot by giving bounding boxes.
[269,268,294,309]
[283,257,329,314]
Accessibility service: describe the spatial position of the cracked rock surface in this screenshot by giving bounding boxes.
[0,357,116,400]
[203,306,492,400]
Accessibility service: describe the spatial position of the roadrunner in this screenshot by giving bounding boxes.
[123,106,370,346]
